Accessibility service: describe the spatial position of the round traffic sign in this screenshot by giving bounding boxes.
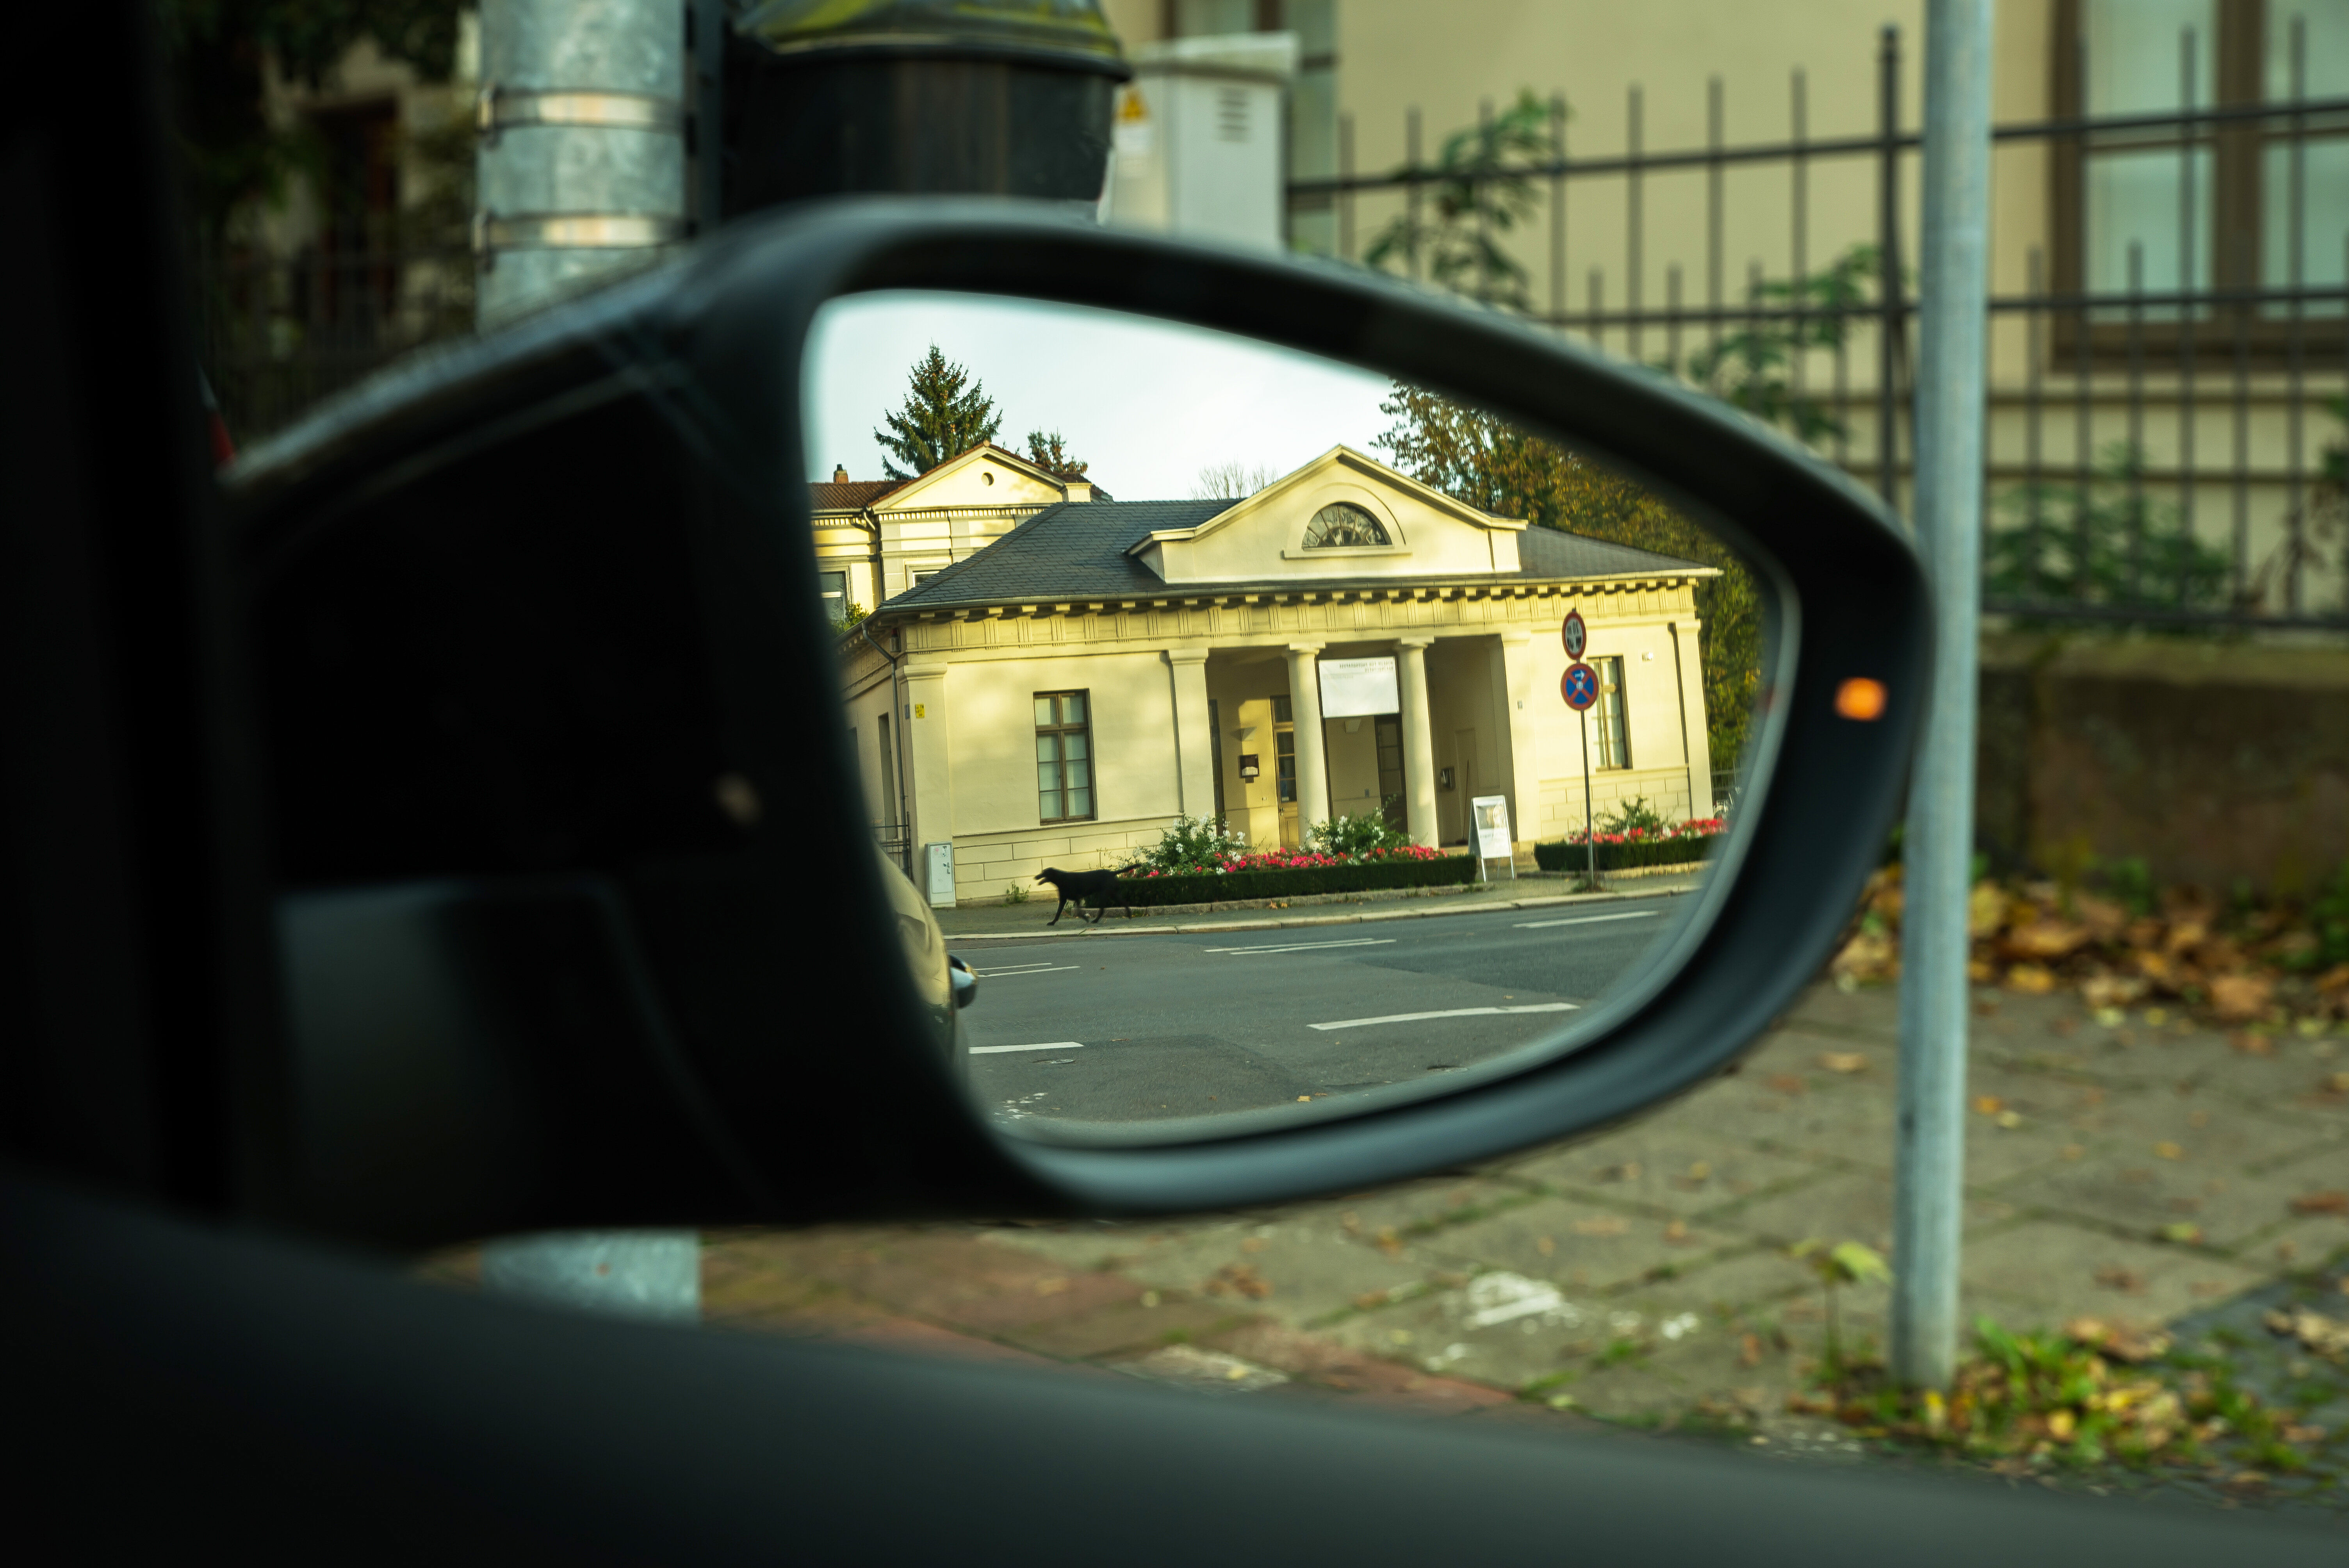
[1561,660,1599,711]
[1561,608,1587,660]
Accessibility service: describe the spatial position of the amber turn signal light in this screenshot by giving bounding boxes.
[1834,677,1888,721]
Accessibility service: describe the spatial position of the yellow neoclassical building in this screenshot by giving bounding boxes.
[838,446,1717,903]
[812,441,1101,616]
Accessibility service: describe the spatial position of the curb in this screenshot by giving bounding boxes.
[940,884,1686,941]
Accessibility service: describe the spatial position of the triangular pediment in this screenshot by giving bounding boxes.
[1124,446,1522,584]
[873,442,1074,512]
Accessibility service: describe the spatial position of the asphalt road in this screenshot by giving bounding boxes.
[956,895,1685,1129]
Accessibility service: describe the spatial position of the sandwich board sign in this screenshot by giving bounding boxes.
[1561,608,1587,660]
[1470,795,1516,882]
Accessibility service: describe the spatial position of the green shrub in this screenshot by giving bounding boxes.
[1132,813,1253,874]
[1307,807,1413,857]
[1117,855,1476,908]
[1599,796,1670,835]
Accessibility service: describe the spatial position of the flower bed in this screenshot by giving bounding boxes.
[1533,817,1727,873]
[1118,844,1473,907]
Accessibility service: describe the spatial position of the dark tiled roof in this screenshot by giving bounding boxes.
[1514,525,1709,579]
[879,501,1711,613]
[886,501,1223,608]
[809,479,904,511]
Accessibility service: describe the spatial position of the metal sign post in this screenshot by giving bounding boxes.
[1561,657,1600,889]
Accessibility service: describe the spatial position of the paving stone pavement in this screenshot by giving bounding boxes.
[679,977,2349,1462]
[418,976,2349,1491]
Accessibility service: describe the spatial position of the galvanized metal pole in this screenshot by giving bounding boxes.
[475,0,689,330]
[1892,0,1994,1391]
[473,0,699,1324]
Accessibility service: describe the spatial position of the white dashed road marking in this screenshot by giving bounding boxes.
[969,1041,1089,1055]
[1511,911,1660,930]
[1306,1002,1576,1032]
[1200,938,1397,956]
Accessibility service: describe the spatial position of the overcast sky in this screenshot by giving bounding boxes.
[802,291,1399,501]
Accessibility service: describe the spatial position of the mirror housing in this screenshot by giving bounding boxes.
[228,199,1928,1245]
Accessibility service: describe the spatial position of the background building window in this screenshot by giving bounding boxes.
[2055,0,2349,349]
[1035,691,1094,823]
[820,570,848,617]
[1594,656,1631,770]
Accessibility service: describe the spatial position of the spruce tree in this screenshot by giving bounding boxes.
[1024,429,1089,480]
[874,346,1002,478]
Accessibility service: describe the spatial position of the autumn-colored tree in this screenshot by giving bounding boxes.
[1372,382,1761,775]
[875,346,1004,479]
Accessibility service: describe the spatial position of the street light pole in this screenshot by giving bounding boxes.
[1892,0,1995,1391]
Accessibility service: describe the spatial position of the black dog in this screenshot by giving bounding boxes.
[1033,865,1136,926]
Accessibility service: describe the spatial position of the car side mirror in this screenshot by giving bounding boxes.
[227,199,1925,1246]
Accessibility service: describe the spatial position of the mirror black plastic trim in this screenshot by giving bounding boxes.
[232,198,1927,1235]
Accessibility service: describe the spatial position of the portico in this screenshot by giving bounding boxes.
[836,445,1718,900]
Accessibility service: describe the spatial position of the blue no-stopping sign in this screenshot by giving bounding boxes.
[1562,661,1599,711]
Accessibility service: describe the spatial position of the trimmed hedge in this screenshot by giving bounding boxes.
[1534,835,1723,873]
[1117,855,1477,907]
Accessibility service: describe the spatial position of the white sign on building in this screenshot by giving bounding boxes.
[1318,656,1400,719]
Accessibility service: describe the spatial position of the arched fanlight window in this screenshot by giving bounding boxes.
[1301,502,1390,549]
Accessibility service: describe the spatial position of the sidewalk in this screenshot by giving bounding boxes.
[936,869,1705,942]
[691,976,2349,1505]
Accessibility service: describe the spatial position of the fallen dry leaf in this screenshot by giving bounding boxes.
[1353,1290,1389,1310]
[1534,1235,1556,1256]
[1571,1216,1630,1238]
[1818,1051,1869,1074]
[2290,1191,2349,1215]
[2208,972,2275,1023]
[2228,1031,2276,1057]
[1973,1095,2005,1116]
[1967,882,2010,937]
[2157,1221,2204,1244]
[1765,1074,1807,1096]
[2004,963,2057,995]
[2081,973,2149,1010]
[2153,1141,2184,1160]
[1034,1276,1069,1296]
[1664,1220,1692,1244]
[2315,963,2349,996]
[2094,1265,2148,1294]
[2265,1306,2349,1360]
[2064,1317,2172,1363]
[1739,1332,1764,1367]
[2003,920,2092,961]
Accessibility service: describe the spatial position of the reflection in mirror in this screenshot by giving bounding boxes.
[807,293,1770,1140]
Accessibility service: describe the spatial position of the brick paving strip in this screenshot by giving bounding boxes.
[421,978,2349,1493]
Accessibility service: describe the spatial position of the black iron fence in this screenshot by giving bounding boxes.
[193,242,476,449]
[1290,24,2349,631]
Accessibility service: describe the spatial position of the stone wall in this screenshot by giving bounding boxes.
[1975,634,2349,897]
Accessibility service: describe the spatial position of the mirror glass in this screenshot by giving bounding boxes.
[807,292,1775,1141]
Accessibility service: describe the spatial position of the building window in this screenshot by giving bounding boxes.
[1302,502,1390,548]
[1594,656,1631,770]
[1271,692,1297,802]
[1035,691,1094,823]
[820,570,848,617]
[2052,0,2349,357]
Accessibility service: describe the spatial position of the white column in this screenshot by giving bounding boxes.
[1283,643,1330,839]
[1166,647,1213,818]
[1671,620,1715,819]
[1395,636,1438,848]
[1489,633,1542,859]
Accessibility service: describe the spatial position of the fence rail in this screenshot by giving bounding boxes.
[1294,24,2349,631]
